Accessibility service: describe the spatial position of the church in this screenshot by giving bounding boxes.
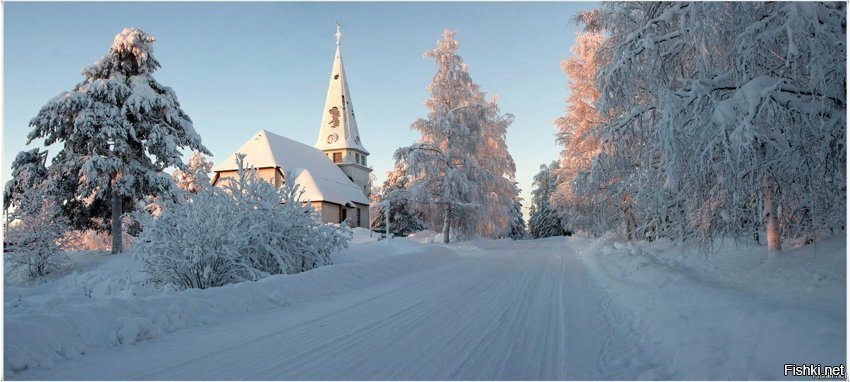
[211,25,372,228]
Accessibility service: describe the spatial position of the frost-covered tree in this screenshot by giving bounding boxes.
[3,149,49,214]
[135,154,350,290]
[475,96,520,239]
[506,191,528,240]
[529,162,568,239]
[5,183,70,279]
[589,2,846,250]
[396,29,516,242]
[549,31,622,237]
[172,151,213,194]
[25,28,209,254]
[372,165,425,237]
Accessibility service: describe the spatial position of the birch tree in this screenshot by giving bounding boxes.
[396,29,516,242]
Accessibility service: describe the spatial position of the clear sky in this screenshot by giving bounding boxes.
[4,1,598,217]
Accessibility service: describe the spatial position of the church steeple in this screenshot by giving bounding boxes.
[315,22,369,156]
[316,22,372,198]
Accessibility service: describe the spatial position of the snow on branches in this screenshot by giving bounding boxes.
[172,151,213,195]
[395,30,519,242]
[5,183,70,280]
[23,27,209,254]
[135,154,351,290]
[556,2,845,249]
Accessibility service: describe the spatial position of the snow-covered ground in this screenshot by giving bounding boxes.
[5,229,845,380]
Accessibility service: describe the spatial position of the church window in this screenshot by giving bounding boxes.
[333,152,342,163]
[334,74,339,80]
[361,156,367,166]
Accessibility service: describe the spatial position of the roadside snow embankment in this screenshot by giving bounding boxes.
[577,235,846,379]
[4,235,461,375]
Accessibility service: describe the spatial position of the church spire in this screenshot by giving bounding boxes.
[315,22,368,155]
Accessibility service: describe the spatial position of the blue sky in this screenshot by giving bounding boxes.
[4,1,598,216]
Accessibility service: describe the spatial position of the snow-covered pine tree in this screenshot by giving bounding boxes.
[25,28,209,254]
[529,162,568,239]
[3,149,49,214]
[372,165,425,237]
[396,29,516,242]
[172,151,213,194]
[506,189,528,240]
[5,182,70,279]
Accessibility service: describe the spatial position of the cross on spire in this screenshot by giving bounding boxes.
[335,21,341,46]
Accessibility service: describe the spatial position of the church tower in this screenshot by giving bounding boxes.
[315,23,371,198]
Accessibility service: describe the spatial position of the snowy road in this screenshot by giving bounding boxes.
[14,240,662,380]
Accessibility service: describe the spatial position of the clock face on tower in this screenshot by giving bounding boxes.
[327,133,339,144]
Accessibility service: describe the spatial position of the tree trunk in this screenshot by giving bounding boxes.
[762,175,781,252]
[625,208,636,241]
[385,203,391,240]
[111,188,123,254]
[442,204,451,244]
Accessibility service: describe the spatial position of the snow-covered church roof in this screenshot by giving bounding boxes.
[213,129,369,206]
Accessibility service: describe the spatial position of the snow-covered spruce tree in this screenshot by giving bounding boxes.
[135,154,350,290]
[172,151,213,194]
[5,183,70,279]
[396,29,516,243]
[372,165,425,237]
[25,28,209,254]
[529,162,568,239]
[3,149,49,215]
[590,2,846,250]
[506,190,528,240]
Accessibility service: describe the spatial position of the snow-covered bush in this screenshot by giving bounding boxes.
[5,184,70,279]
[221,154,351,275]
[134,186,250,289]
[134,154,350,290]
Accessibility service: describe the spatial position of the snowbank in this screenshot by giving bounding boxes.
[4,238,462,375]
[577,235,846,379]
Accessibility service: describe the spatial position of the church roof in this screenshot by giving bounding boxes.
[314,25,368,154]
[213,130,369,206]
